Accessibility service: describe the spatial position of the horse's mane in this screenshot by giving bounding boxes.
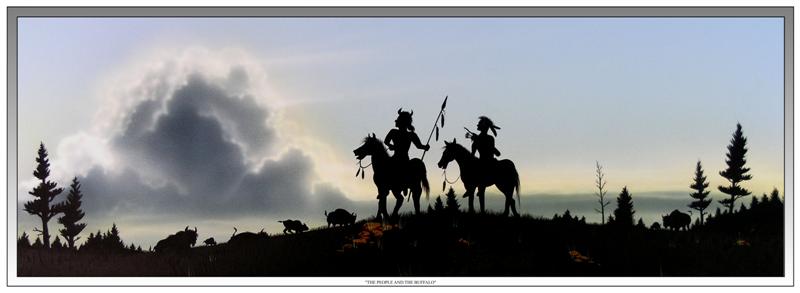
[363,136,388,156]
[445,141,471,156]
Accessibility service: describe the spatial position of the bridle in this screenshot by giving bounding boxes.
[355,158,372,179]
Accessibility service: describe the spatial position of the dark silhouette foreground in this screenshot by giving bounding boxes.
[17,207,783,277]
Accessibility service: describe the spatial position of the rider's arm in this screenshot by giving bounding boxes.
[410,132,430,151]
[471,140,478,156]
[384,129,396,150]
[488,136,501,156]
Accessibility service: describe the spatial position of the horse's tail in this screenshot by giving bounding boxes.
[512,161,521,212]
[412,158,430,201]
[421,170,430,202]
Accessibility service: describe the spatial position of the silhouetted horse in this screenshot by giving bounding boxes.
[354,134,430,219]
[438,138,520,216]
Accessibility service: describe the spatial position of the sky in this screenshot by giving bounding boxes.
[16,17,785,247]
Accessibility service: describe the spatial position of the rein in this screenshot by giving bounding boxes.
[442,167,461,184]
[441,164,461,192]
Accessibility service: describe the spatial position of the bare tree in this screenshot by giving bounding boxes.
[594,161,611,225]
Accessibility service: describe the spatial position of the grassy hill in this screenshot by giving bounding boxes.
[17,210,783,277]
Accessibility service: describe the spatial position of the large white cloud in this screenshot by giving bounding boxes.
[36,48,357,219]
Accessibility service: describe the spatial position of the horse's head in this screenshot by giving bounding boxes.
[438,138,460,169]
[353,133,383,160]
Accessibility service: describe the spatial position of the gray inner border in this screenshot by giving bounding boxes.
[5,6,794,287]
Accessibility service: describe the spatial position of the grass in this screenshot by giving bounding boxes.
[17,211,783,277]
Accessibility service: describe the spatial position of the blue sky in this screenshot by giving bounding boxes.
[16,17,785,246]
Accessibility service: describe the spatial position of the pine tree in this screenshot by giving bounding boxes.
[613,186,635,227]
[636,218,646,229]
[52,236,63,250]
[718,123,752,214]
[433,196,445,212]
[444,187,460,213]
[32,237,43,249]
[58,177,87,249]
[23,143,65,248]
[107,223,124,251]
[688,161,712,225]
[563,210,573,221]
[750,196,759,209]
[18,232,31,248]
[769,188,782,206]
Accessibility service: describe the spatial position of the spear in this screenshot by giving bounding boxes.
[421,96,447,160]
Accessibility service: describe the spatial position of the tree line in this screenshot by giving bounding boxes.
[19,143,142,253]
[593,123,783,230]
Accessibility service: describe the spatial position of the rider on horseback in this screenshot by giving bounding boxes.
[470,116,501,185]
[384,109,430,182]
[471,116,501,159]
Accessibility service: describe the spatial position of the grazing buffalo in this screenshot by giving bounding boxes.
[203,237,217,246]
[662,210,691,231]
[228,227,268,246]
[325,209,357,227]
[278,220,309,234]
[154,226,198,254]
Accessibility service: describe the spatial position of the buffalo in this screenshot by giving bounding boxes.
[154,226,198,254]
[662,210,691,231]
[278,220,309,234]
[228,227,269,246]
[325,209,357,227]
[203,237,217,246]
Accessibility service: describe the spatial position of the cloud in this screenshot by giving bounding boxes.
[38,48,355,221]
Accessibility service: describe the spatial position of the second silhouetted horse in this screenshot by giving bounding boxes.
[438,138,520,216]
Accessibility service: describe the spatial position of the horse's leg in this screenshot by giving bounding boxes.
[498,183,519,217]
[377,187,390,220]
[391,189,403,218]
[464,186,476,213]
[510,194,520,217]
[411,185,422,215]
[477,186,487,214]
